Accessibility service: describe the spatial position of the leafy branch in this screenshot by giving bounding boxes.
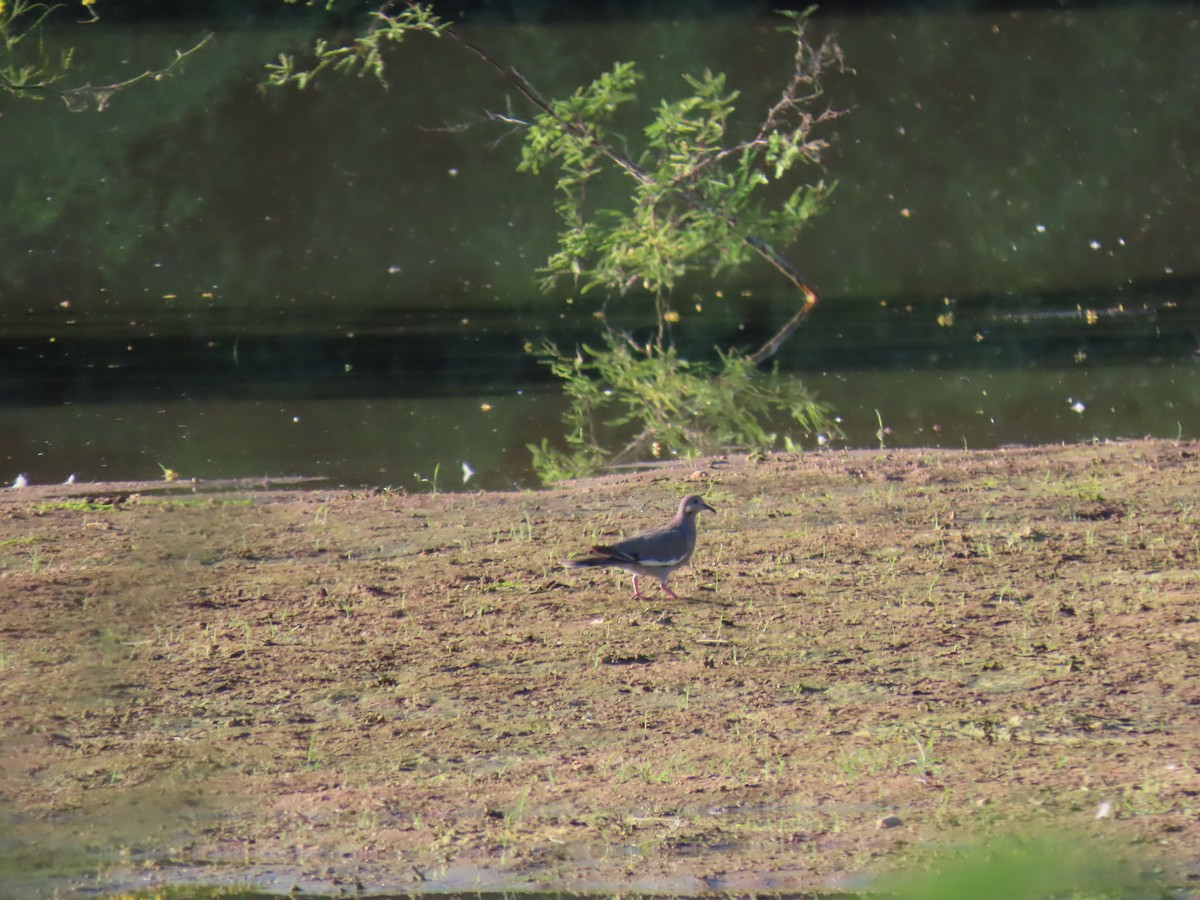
[0,0,212,110]
[528,331,837,482]
[441,4,843,364]
[270,3,840,336]
[269,2,848,480]
[264,0,447,90]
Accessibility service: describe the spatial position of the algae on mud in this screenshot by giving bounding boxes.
[0,441,1198,897]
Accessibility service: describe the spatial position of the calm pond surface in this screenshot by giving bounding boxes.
[3,294,1195,490]
[2,5,1198,490]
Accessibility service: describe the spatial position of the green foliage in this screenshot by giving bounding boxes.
[881,831,1152,900]
[0,1,78,101]
[265,2,447,90]
[0,0,210,110]
[518,9,844,481]
[264,2,845,485]
[528,332,839,483]
[521,13,839,297]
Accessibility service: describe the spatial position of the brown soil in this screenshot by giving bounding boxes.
[2,440,1200,897]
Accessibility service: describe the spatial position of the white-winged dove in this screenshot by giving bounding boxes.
[565,494,716,599]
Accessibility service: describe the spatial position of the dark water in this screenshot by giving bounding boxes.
[2,7,1198,489]
[3,288,1195,489]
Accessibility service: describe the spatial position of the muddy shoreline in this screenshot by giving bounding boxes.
[2,440,1199,896]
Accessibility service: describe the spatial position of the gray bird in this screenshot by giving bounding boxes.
[565,494,716,599]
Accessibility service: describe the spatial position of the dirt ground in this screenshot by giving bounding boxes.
[2,440,1200,897]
